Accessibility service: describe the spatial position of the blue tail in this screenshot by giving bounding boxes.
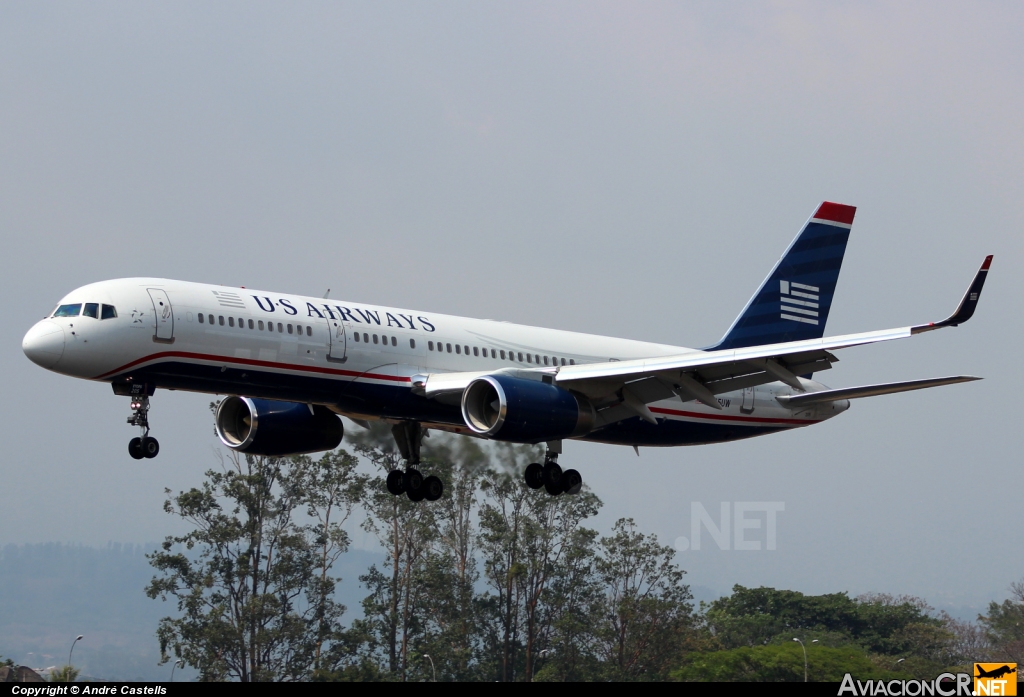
[706,201,855,351]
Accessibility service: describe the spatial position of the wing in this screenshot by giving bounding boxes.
[775,376,981,406]
[554,256,993,415]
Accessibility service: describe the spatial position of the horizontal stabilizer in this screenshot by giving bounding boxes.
[775,376,981,406]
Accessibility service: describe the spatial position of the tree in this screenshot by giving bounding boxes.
[146,450,361,681]
[344,422,437,681]
[979,578,1024,664]
[593,518,695,680]
[672,643,895,682]
[48,665,81,682]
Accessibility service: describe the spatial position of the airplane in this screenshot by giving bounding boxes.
[21,202,992,502]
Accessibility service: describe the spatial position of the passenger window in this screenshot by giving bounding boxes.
[277,323,283,332]
[473,347,479,356]
[518,352,523,362]
[560,358,566,366]
[219,316,225,326]
[229,317,235,327]
[526,354,532,363]
[101,304,117,320]
[207,314,213,324]
[53,304,82,317]
[491,349,497,358]
[544,356,549,365]
[268,322,274,332]
[363,333,369,343]
[455,345,461,354]
[258,320,264,330]
[198,313,205,324]
[287,324,293,334]
[373,334,378,344]
[83,303,99,318]
[569,359,575,365]
[249,319,254,329]
[410,339,416,349]
[238,317,244,327]
[355,332,360,342]
[391,336,397,346]
[447,343,452,353]
[428,341,434,350]
[500,350,506,359]
[535,355,540,364]
[464,345,469,355]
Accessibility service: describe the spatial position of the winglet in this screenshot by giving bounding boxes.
[912,255,993,334]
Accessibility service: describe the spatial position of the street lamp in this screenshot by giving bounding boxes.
[170,659,184,682]
[793,638,817,682]
[68,635,83,669]
[423,654,436,682]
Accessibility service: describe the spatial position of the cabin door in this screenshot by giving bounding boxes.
[147,289,174,343]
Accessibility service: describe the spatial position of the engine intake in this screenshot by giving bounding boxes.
[461,374,595,443]
[215,396,343,456]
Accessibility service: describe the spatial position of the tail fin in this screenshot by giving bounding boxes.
[707,201,855,351]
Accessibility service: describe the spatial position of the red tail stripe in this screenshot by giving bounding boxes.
[813,202,857,225]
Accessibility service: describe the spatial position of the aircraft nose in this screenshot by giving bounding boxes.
[23,320,65,369]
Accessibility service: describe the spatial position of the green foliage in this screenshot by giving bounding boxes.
[146,449,365,681]
[144,424,1016,682]
[979,580,1024,663]
[49,665,81,682]
[672,643,894,682]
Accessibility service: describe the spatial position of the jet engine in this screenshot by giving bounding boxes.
[215,396,343,456]
[461,374,595,443]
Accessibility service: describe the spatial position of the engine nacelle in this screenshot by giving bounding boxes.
[215,396,343,456]
[461,374,595,443]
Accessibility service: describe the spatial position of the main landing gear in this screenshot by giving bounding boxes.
[126,394,159,460]
[385,422,443,503]
[524,442,582,496]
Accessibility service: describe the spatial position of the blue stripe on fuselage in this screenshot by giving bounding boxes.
[111,360,789,447]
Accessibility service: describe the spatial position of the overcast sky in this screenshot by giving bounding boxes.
[2,1,1021,609]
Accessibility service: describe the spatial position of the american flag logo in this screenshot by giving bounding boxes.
[212,290,247,309]
[780,280,819,325]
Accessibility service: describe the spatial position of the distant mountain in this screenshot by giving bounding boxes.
[0,542,384,681]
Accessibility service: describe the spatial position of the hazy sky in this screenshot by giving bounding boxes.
[2,2,1022,609]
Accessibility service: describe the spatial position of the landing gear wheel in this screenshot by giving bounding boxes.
[403,468,423,494]
[423,476,444,502]
[561,469,582,496]
[128,437,144,460]
[142,437,160,459]
[524,463,544,490]
[386,469,406,495]
[544,480,563,496]
[407,485,426,502]
[542,462,562,489]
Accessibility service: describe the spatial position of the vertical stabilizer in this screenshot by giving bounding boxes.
[707,202,855,351]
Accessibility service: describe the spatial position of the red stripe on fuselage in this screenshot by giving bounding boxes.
[649,405,818,427]
[93,351,412,383]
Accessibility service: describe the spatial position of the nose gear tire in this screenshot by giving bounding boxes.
[128,437,144,460]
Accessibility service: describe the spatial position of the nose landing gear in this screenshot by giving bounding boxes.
[126,394,159,460]
[386,422,443,502]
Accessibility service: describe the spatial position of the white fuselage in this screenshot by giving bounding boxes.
[23,278,847,447]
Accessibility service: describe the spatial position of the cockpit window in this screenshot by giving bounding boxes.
[83,303,99,318]
[53,303,82,317]
[101,304,117,319]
